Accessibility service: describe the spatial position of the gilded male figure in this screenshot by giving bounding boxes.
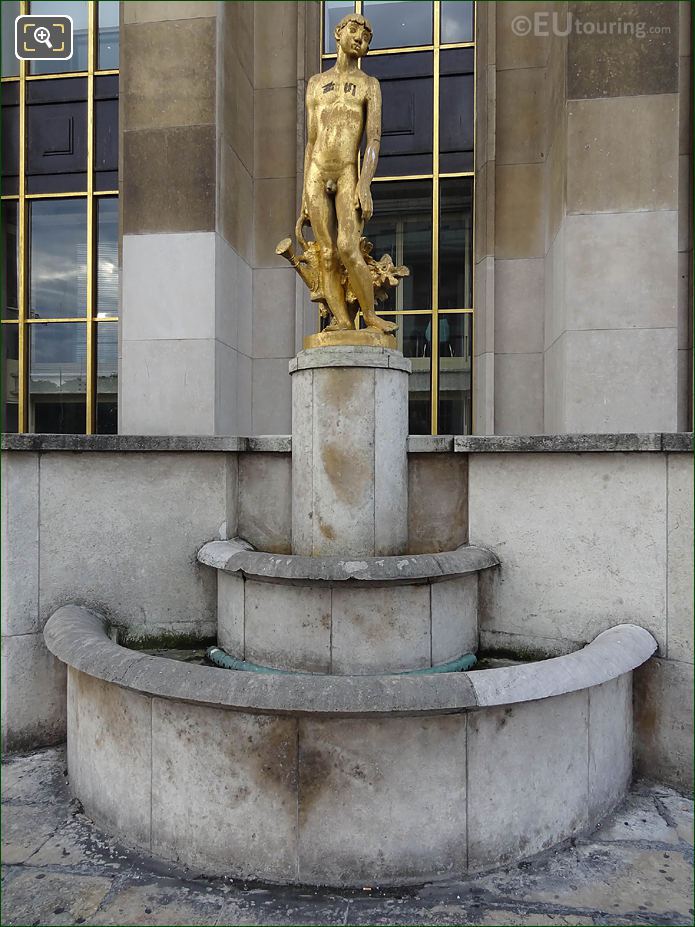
[301,13,397,334]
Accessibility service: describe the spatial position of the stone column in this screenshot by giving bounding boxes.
[290,347,410,557]
[119,1,225,435]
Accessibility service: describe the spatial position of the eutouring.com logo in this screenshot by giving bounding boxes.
[15,15,73,62]
[511,12,671,39]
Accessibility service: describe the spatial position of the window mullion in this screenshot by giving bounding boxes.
[17,0,28,432]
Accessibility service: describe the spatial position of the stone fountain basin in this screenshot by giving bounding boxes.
[198,539,499,674]
[44,606,656,887]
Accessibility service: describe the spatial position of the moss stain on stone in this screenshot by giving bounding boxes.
[117,629,216,651]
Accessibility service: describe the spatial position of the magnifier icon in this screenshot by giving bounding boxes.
[34,25,53,49]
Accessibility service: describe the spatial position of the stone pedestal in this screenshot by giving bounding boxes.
[290,346,411,557]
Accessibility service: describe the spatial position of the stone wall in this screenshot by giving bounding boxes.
[477,1,692,434]
[1,435,691,792]
[116,1,691,436]
[468,444,693,790]
[553,1,683,432]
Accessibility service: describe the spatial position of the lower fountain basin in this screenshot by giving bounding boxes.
[198,540,498,674]
[44,605,656,887]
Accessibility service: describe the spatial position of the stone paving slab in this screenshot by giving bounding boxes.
[2,867,114,925]
[87,881,225,926]
[1,747,693,927]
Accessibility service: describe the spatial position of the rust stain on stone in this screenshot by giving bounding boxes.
[318,516,336,540]
[321,442,371,507]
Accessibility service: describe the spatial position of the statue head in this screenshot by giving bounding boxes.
[334,12,373,58]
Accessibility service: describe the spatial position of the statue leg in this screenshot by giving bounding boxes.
[335,177,397,333]
[305,169,353,330]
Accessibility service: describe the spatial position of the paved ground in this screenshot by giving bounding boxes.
[1,746,692,926]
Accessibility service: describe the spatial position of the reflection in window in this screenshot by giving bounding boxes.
[323,0,354,52]
[438,314,472,434]
[370,313,431,434]
[98,0,119,69]
[30,1,89,74]
[2,83,20,196]
[370,181,432,312]
[362,52,434,176]
[439,47,474,172]
[363,1,433,49]
[439,177,473,309]
[30,199,87,319]
[27,90,89,193]
[1,1,20,77]
[97,197,118,316]
[29,322,86,433]
[2,202,19,320]
[441,1,474,44]
[2,325,20,433]
[96,322,117,433]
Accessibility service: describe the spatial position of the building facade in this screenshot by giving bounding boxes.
[2,0,692,436]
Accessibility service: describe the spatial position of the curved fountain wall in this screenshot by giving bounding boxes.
[46,607,655,885]
[43,345,660,886]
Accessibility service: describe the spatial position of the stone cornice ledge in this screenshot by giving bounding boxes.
[0,435,291,453]
[454,433,693,453]
[2,433,691,454]
[44,605,657,716]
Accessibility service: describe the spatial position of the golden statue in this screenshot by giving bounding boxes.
[276,12,409,350]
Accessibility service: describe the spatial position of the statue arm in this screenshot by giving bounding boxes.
[302,78,318,218]
[355,77,382,222]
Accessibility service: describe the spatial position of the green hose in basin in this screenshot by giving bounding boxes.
[206,647,476,675]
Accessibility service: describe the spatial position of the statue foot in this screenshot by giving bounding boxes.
[325,319,354,332]
[364,314,398,334]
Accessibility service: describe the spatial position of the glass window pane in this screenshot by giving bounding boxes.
[438,314,472,434]
[30,199,87,319]
[439,48,474,172]
[29,322,86,433]
[97,197,118,317]
[29,1,88,74]
[95,89,119,188]
[370,181,432,312]
[1,86,19,194]
[98,0,119,69]
[2,1,20,77]
[365,312,431,433]
[27,98,88,190]
[2,324,20,433]
[362,52,433,176]
[439,177,473,310]
[363,1,433,50]
[324,0,354,54]
[2,202,19,321]
[96,322,117,433]
[441,0,474,44]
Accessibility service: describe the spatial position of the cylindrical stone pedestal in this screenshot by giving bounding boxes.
[289,346,411,557]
